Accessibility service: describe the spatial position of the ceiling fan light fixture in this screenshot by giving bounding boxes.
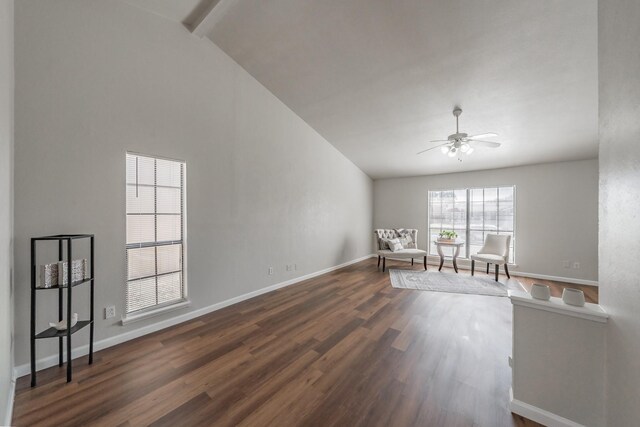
[417,107,499,159]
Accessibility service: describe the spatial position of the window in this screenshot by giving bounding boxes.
[126,153,186,314]
[428,186,515,262]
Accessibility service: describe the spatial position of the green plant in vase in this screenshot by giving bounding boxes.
[438,230,458,241]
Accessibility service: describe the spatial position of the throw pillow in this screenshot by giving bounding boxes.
[379,238,390,250]
[399,235,413,248]
[384,238,403,252]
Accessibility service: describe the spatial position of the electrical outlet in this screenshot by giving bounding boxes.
[285,265,290,271]
[573,262,580,269]
[562,261,570,268]
[294,264,297,271]
[268,267,274,275]
[105,305,116,319]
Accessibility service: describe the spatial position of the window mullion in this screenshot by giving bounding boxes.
[154,159,158,307]
[466,189,470,258]
[497,188,500,235]
[180,163,185,298]
[483,188,486,244]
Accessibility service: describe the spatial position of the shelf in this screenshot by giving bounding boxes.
[508,290,608,323]
[35,320,92,339]
[33,234,94,241]
[35,277,94,290]
[31,233,96,385]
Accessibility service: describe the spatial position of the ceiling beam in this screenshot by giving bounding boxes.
[188,0,240,38]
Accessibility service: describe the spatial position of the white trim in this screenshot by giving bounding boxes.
[510,271,598,287]
[3,370,16,427]
[14,254,375,378]
[510,388,585,427]
[125,150,186,164]
[121,299,191,325]
[509,290,608,323]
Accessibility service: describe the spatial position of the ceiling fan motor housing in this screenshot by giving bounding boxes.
[448,133,468,142]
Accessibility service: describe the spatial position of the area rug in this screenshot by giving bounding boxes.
[388,269,523,297]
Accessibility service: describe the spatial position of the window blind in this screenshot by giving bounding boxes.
[126,153,186,314]
[428,186,515,261]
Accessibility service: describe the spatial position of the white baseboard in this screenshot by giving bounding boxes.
[14,254,375,378]
[383,256,598,287]
[510,388,584,427]
[3,370,16,427]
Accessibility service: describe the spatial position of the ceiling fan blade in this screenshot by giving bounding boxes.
[466,132,497,140]
[428,139,450,143]
[417,143,449,155]
[468,140,501,148]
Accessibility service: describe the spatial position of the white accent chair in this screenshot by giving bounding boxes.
[374,229,427,272]
[470,234,512,281]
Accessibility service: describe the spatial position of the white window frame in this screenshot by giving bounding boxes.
[427,186,516,262]
[123,152,188,322]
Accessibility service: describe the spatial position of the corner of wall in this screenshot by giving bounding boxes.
[0,0,14,423]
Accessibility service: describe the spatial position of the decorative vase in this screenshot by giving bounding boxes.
[562,288,585,307]
[531,283,551,300]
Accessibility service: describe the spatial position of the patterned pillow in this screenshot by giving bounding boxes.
[384,238,403,252]
[378,238,390,250]
[399,235,413,248]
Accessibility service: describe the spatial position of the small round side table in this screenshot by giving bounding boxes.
[433,240,465,273]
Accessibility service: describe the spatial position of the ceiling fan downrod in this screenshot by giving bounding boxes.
[453,107,462,134]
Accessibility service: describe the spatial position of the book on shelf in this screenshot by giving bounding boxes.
[38,259,87,288]
[38,263,58,288]
[58,259,88,285]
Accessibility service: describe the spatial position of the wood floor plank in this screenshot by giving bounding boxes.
[14,258,590,426]
[148,392,213,427]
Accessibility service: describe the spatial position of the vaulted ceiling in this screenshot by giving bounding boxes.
[123,0,598,179]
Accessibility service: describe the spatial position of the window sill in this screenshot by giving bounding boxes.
[121,299,191,326]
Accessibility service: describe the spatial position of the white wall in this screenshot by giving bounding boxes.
[511,301,607,426]
[374,159,598,282]
[13,0,373,369]
[599,0,640,424]
[0,0,14,423]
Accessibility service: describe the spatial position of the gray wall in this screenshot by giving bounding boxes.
[373,159,598,282]
[0,0,14,423]
[599,0,640,424]
[13,0,373,368]
[512,306,606,426]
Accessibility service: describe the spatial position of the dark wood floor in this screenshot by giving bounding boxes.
[13,258,597,427]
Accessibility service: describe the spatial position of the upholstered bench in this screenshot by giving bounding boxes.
[374,229,427,272]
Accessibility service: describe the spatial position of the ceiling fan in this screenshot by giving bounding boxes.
[417,107,500,160]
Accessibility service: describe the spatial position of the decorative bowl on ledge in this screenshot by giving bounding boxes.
[562,288,586,307]
[530,283,551,301]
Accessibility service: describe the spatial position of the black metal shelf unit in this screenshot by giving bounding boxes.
[30,234,95,386]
